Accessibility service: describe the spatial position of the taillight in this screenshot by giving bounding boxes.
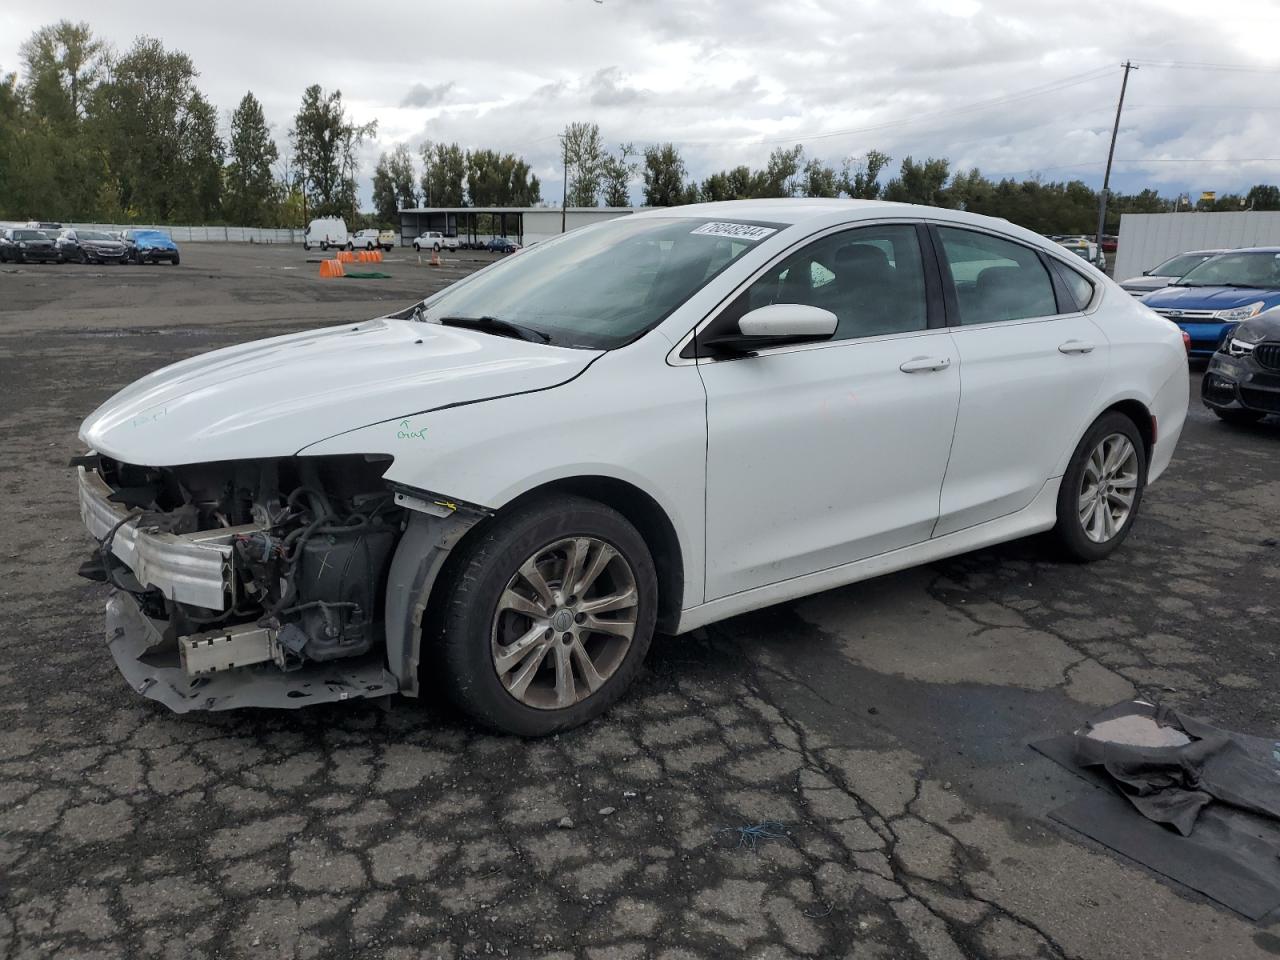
[1182,331,1191,354]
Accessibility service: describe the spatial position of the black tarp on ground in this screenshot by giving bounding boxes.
[1032,700,1280,920]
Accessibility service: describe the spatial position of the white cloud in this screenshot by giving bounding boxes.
[1,0,1278,206]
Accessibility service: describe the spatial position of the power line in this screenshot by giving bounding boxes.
[1129,59,1280,75]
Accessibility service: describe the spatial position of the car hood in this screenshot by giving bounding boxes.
[1237,308,1280,341]
[1119,275,1174,292]
[1141,285,1280,309]
[135,237,177,249]
[80,317,600,466]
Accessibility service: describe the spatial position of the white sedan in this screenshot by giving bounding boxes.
[76,200,1187,735]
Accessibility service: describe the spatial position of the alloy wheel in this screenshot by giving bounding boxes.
[1078,433,1139,543]
[490,536,638,710]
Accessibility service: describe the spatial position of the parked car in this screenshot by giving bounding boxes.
[413,231,459,253]
[303,217,349,251]
[349,229,383,251]
[486,236,521,253]
[1101,235,1119,254]
[76,200,1187,734]
[1140,248,1280,357]
[26,220,63,231]
[1202,306,1280,423]
[122,229,180,265]
[1119,249,1226,297]
[1055,236,1106,271]
[0,227,60,263]
[378,229,398,250]
[57,228,129,264]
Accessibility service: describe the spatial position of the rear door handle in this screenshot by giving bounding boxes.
[1058,340,1096,355]
[899,356,952,373]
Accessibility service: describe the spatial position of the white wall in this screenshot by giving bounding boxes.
[521,208,634,244]
[63,223,303,243]
[1114,212,1280,281]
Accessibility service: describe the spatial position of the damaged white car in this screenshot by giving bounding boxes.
[77,200,1188,735]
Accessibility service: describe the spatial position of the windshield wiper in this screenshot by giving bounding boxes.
[1213,282,1267,289]
[437,315,551,344]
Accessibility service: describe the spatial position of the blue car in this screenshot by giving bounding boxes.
[122,229,181,265]
[1141,247,1280,357]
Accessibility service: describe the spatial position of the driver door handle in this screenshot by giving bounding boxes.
[1058,340,1096,355]
[899,356,952,373]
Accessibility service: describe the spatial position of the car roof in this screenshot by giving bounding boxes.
[628,198,1056,250]
[1222,246,1280,254]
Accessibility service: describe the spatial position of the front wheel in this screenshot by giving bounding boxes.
[1051,411,1147,562]
[1213,407,1265,425]
[346,241,354,251]
[434,496,658,736]
[171,253,180,266]
[433,243,441,253]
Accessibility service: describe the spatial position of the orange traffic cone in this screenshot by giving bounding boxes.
[429,249,441,267]
[319,258,345,278]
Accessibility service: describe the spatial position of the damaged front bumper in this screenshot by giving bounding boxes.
[79,466,248,611]
[106,590,399,712]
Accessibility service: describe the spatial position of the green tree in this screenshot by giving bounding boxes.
[801,157,839,198]
[92,36,224,222]
[841,150,891,200]
[641,143,689,207]
[224,92,277,225]
[417,141,465,206]
[463,148,541,207]
[883,156,951,207]
[20,20,103,125]
[291,84,374,219]
[372,144,416,221]
[600,143,637,207]
[754,145,804,197]
[1246,184,1280,211]
[560,121,604,206]
[17,20,107,218]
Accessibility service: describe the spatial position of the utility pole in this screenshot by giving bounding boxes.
[1096,61,1136,255]
[561,139,568,234]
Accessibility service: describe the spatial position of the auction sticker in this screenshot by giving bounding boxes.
[690,222,777,242]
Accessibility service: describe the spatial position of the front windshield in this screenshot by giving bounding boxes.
[421,216,776,349]
[15,230,45,241]
[1177,251,1280,288]
[80,231,112,241]
[1151,253,1212,277]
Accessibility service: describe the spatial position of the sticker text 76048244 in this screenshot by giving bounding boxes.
[690,222,778,242]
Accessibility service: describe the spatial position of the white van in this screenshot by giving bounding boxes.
[303,218,349,251]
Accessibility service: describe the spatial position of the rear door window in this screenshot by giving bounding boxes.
[936,227,1059,325]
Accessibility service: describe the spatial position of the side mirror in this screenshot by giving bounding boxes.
[704,303,838,355]
[1141,269,1150,276]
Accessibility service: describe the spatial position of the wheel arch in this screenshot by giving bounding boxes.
[1101,397,1155,465]
[440,475,685,635]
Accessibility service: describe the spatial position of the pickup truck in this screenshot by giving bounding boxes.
[412,231,459,253]
[350,229,394,251]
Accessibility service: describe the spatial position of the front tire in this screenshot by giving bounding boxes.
[434,496,658,736]
[1051,411,1147,562]
[1213,407,1265,425]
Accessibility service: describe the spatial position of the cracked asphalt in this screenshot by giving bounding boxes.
[2,244,1279,959]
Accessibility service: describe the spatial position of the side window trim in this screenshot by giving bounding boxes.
[926,222,1074,328]
[680,219,940,361]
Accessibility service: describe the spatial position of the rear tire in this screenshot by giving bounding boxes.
[433,495,658,736]
[1050,411,1147,563]
[1213,407,1264,425]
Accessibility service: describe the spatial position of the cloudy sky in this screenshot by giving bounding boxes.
[3,0,1279,208]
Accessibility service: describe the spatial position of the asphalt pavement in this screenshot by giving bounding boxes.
[1,244,1278,959]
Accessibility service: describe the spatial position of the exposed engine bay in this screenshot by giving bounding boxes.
[80,453,407,679]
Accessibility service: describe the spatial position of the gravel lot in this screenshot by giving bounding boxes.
[2,243,1278,959]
